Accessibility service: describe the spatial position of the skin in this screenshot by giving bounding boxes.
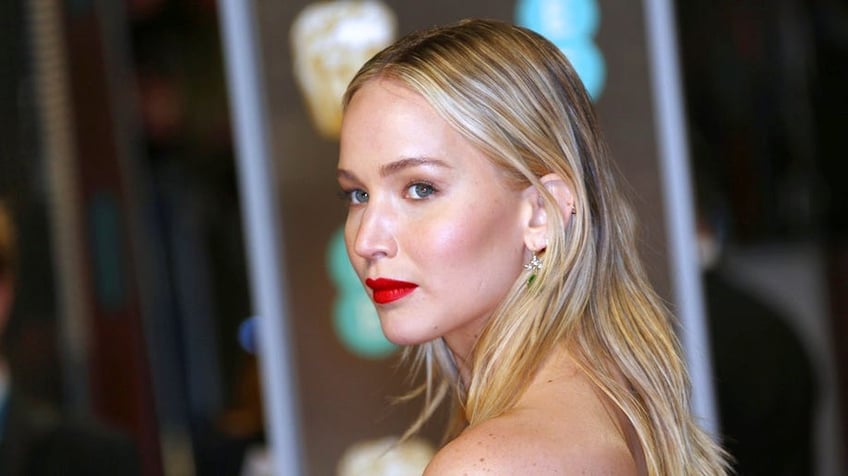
[338,78,535,369]
[338,79,643,474]
[424,346,643,475]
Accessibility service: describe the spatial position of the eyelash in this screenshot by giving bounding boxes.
[405,181,438,200]
[338,188,368,205]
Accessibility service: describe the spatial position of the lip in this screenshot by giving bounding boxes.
[365,278,418,304]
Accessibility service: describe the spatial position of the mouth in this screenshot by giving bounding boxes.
[365,278,418,304]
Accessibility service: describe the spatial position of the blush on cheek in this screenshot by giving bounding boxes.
[421,223,475,261]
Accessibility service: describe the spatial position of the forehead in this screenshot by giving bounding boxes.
[341,79,450,147]
[339,79,491,174]
[344,78,435,123]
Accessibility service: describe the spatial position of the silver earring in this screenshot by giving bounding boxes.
[524,254,543,272]
[524,253,542,285]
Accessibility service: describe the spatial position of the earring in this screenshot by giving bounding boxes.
[524,253,543,285]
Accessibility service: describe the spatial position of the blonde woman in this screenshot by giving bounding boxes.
[336,19,728,475]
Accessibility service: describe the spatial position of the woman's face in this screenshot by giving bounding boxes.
[338,79,530,358]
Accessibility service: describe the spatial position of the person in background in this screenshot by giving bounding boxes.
[337,19,728,475]
[0,200,140,475]
[693,184,819,475]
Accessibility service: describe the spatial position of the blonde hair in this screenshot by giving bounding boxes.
[343,19,727,475]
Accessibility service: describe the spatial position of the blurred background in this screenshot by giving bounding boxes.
[0,0,844,475]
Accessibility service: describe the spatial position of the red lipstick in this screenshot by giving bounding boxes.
[365,278,418,304]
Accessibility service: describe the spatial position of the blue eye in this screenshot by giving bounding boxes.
[407,182,436,199]
[341,189,368,205]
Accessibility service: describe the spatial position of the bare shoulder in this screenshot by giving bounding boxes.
[423,413,638,475]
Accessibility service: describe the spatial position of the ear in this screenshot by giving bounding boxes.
[522,173,576,252]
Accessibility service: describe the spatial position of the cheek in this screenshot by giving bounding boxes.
[406,206,474,260]
[413,205,518,273]
[417,222,469,262]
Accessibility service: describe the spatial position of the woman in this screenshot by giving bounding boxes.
[336,19,727,475]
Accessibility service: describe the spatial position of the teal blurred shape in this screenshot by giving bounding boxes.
[516,0,600,41]
[555,38,606,100]
[326,226,360,291]
[326,225,397,359]
[515,0,606,101]
[332,289,397,359]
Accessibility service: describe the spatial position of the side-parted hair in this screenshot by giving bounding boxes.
[343,19,727,475]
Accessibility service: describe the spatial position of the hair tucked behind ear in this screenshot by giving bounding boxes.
[344,19,728,475]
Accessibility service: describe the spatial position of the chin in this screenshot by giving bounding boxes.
[381,330,424,347]
[379,319,434,347]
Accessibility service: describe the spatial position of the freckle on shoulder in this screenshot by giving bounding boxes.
[423,418,550,475]
[423,415,638,475]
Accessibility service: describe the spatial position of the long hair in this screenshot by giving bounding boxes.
[343,19,727,475]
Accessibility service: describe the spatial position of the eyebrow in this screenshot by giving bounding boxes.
[379,157,451,177]
[337,157,452,181]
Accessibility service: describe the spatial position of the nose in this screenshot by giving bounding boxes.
[349,202,397,261]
